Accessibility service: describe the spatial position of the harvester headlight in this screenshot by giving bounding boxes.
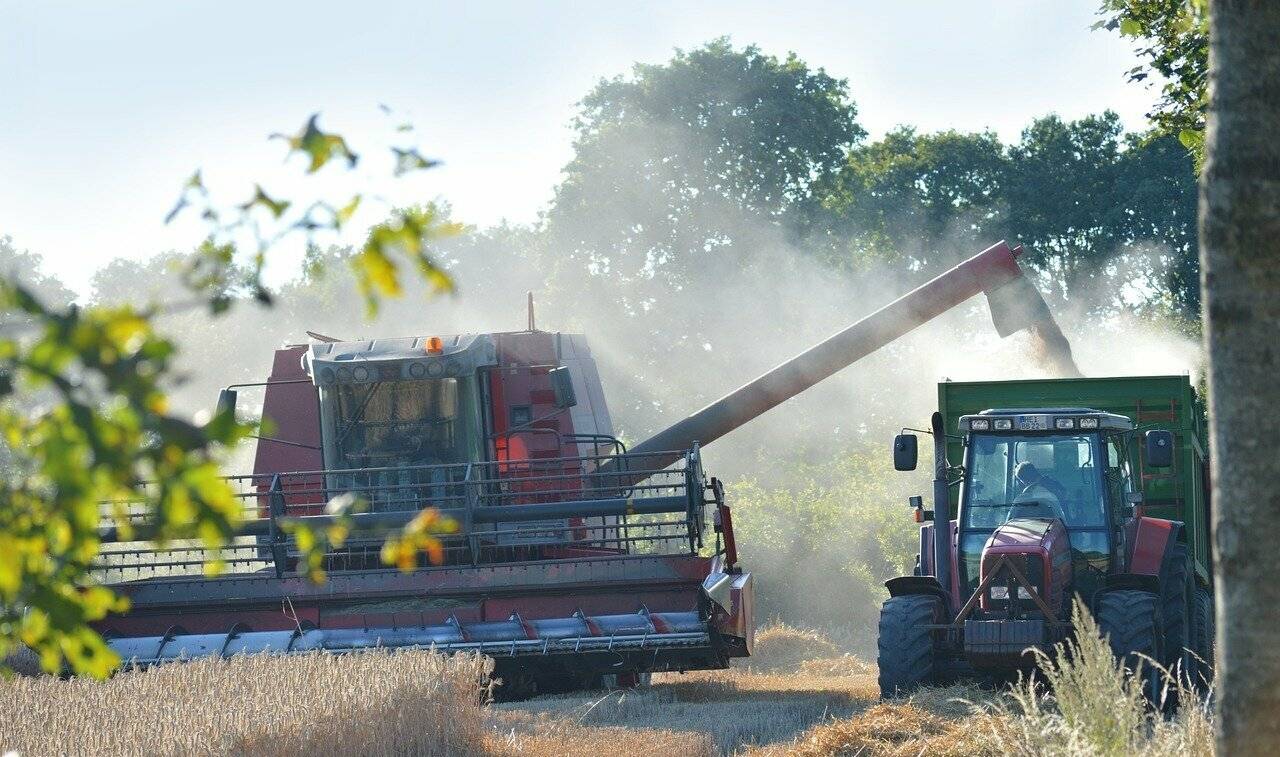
[993,419,1013,430]
[970,419,990,431]
[1055,418,1075,430]
[353,365,370,382]
[1078,417,1099,429]
[408,361,426,378]
[336,367,352,383]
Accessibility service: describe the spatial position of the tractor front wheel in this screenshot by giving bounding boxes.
[877,594,941,698]
[1096,589,1164,703]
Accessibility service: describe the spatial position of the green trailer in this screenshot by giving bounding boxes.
[878,374,1213,699]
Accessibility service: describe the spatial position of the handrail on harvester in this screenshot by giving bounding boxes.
[92,446,716,581]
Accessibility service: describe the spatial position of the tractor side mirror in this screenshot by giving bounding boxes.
[893,434,918,471]
[549,366,577,409]
[1145,430,1175,468]
[216,388,238,419]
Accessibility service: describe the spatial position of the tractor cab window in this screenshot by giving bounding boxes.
[962,433,1106,530]
[323,378,480,469]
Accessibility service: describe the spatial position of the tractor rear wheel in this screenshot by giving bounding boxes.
[1160,542,1193,678]
[877,594,940,698]
[1192,586,1215,689]
[1096,589,1164,702]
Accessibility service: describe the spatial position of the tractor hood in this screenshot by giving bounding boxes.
[979,517,1072,616]
[985,517,1061,553]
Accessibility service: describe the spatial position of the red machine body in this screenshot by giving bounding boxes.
[95,329,751,695]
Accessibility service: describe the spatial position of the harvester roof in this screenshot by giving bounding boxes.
[303,332,498,386]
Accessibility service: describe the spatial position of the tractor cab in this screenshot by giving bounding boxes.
[955,408,1139,604]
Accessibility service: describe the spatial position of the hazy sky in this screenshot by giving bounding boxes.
[1,1,1158,295]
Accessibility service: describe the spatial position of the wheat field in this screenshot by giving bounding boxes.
[0,650,493,757]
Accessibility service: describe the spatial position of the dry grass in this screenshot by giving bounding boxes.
[747,623,845,672]
[493,666,879,754]
[979,599,1216,757]
[0,650,493,756]
[746,693,1011,757]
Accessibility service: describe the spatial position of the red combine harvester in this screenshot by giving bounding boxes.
[93,241,1064,695]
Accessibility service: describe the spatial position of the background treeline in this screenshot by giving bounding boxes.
[0,40,1201,643]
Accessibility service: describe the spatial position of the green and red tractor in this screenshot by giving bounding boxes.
[879,376,1214,696]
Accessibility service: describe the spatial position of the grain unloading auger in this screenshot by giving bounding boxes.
[93,241,1062,695]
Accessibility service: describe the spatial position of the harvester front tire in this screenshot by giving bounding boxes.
[1160,542,1193,678]
[1096,589,1163,702]
[877,594,940,698]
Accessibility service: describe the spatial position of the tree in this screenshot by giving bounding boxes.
[542,39,864,427]
[0,238,75,313]
[1096,0,1209,157]
[1112,131,1201,317]
[814,113,1201,320]
[1005,113,1200,320]
[815,127,1008,272]
[549,38,863,290]
[1004,113,1127,307]
[1199,1,1280,752]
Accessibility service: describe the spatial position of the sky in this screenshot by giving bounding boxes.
[0,1,1159,296]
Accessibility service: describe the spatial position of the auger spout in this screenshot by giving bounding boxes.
[619,241,1073,473]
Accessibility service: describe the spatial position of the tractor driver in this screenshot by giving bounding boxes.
[1010,461,1067,521]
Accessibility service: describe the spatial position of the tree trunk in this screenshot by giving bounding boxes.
[1202,2,1280,753]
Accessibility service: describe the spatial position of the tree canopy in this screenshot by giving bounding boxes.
[550,38,863,289]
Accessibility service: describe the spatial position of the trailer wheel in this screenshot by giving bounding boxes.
[1096,589,1163,702]
[1160,542,1193,678]
[877,594,940,698]
[1192,586,1215,689]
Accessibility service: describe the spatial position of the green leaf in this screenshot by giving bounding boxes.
[1118,17,1142,36]
[391,148,440,177]
[239,185,291,219]
[272,114,359,173]
[335,194,362,227]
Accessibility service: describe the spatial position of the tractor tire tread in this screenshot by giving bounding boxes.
[1096,589,1161,674]
[877,594,938,698]
[1191,586,1214,688]
[1160,542,1192,674]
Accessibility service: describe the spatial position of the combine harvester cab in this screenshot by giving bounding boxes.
[95,330,752,696]
[880,377,1214,699]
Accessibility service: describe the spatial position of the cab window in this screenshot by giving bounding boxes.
[962,433,1106,529]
